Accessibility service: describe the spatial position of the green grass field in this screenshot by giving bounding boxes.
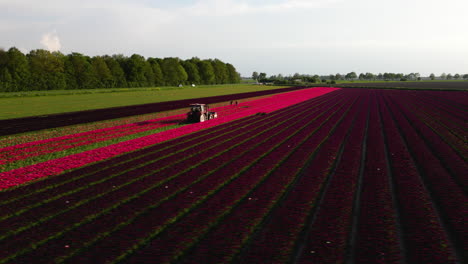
[0,84,289,120]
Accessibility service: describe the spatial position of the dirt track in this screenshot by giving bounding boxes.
[337,81,468,90]
[0,86,311,136]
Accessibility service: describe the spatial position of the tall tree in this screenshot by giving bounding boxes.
[148,58,164,86]
[64,52,99,89]
[429,73,435,80]
[182,60,201,84]
[0,67,13,92]
[125,54,149,87]
[7,47,30,91]
[345,72,357,80]
[446,73,453,80]
[104,55,127,87]
[252,71,259,81]
[91,56,113,88]
[198,60,215,84]
[454,73,460,79]
[226,63,240,83]
[211,59,229,84]
[258,72,267,81]
[160,57,188,86]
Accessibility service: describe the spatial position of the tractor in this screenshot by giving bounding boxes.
[187,103,218,123]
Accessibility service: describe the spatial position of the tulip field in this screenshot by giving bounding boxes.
[0,87,466,263]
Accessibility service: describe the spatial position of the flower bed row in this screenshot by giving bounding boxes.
[406,97,467,157]
[0,87,340,190]
[1,88,464,264]
[0,89,344,263]
[0,89,340,218]
[383,92,467,260]
[406,91,466,141]
[292,91,369,264]
[58,91,348,264]
[233,90,364,264]
[168,92,357,264]
[379,94,457,263]
[0,96,280,165]
[0,95,335,235]
[389,91,467,189]
[353,91,402,264]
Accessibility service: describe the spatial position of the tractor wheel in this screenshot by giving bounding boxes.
[200,114,205,122]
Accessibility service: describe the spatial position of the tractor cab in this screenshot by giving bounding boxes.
[187,103,217,123]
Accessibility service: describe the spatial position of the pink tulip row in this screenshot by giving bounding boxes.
[0,87,339,190]
[0,100,269,165]
[0,88,343,263]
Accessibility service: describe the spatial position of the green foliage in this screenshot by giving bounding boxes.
[198,60,216,84]
[148,58,164,86]
[7,47,30,91]
[28,49,66,90]
[0,47,241,92]
[64,53,99,89]
[211,59,229,84]
[104,55,127,87]
[226,63,240,83]
[181,60,201,84]
[161,57,188,86]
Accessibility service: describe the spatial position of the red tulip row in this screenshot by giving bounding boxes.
[291,91,370,264]
[0,89,344,263]
[389,91,467,189]
[233,90,367,264]
[407,91,466,140]
[383,92,467,260]
[378,93,458,263]
[351,91,402,263]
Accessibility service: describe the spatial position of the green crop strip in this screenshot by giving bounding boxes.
[0,124,186,172]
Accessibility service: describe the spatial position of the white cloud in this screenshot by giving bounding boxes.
[40,31,61,51]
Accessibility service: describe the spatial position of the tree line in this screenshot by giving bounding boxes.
[0,47,241,92]
[253,71,468,84]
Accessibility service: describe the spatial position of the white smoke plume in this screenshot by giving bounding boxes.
[40,31,61,51]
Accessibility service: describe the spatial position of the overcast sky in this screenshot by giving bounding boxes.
[1,0,467,76]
